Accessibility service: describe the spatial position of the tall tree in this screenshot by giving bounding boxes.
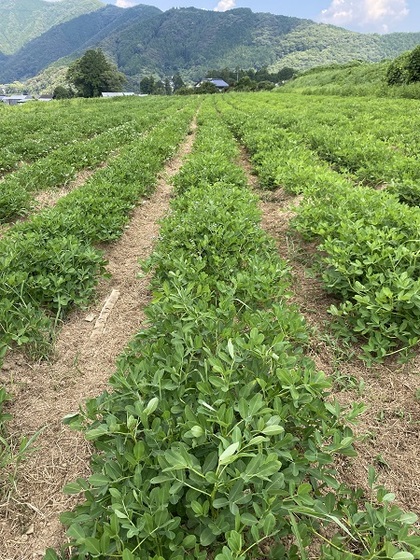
[172,73,185,92]
[140,76,154,94]
[67,49,126,98]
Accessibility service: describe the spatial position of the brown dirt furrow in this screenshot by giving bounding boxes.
[33,166,103,211]
[0,119,197,560]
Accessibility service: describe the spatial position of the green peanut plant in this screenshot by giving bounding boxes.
[48,104,419,560]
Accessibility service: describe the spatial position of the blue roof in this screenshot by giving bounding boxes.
[209,79,229,88]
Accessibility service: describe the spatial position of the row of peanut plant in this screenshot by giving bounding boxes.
[226,93,420,205]
[0,97,156,175]
[0,97,187,222]
[216,93,420,362]
[48,101,419,560]
[0,97,198,367]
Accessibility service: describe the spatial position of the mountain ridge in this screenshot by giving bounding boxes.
[1,3,420,87]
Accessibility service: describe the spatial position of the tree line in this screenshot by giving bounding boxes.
[53,49,296,99]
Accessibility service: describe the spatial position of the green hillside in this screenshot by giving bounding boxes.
[279,58,420,99]
[0,4,161,82]
[97,8,420,80]
[281,61,389,94]
[0,0,102,55]
[268,25,420,71]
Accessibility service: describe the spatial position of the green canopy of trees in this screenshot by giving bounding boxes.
[67,49,126,97]
[387,45,420,85]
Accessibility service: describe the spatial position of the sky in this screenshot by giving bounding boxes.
[103,0,420,33]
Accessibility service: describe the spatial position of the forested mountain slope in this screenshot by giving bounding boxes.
[0,4,161,82]
[95,7,420,80]
[0,0,102,55]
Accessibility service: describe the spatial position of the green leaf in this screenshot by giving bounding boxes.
[241,512,258,526]
[182,535,197,549]
[213,498,229,508]
[63,481,83,495]
[248,436,267,445]
[263,512,276,535]
[215,547,234,560]
[382,492,396,503]
[200,527,217,546]
[227,530,242,554]
[122,549,135,560]
[219,442,240,465]
[227,339,235,360]
[88,474,109,487]
[262,425,284,436]
[67,523,86,542]
[144,397,159,416]
[84,537,101,555]
[150,475,173,484]
[393,552,414,560]
[400,513,418,525]
[191,500,203,515]
[114,509,129,519]
[85,425,108,440]
[44,549,59,560]
[191,425,204,438]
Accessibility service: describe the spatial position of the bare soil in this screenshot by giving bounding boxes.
[0,120,197,560]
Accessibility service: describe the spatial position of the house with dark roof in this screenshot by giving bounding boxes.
[195,78,229,92]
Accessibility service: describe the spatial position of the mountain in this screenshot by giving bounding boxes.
[95,7,420,79]
[0,3,162,82]
[0,0,103,55]
[1,4,420,87]
[267,24,420,72]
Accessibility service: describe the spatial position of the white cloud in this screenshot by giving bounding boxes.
[319,0,409,31]
[116,0,137,7]
[214,0,236,12]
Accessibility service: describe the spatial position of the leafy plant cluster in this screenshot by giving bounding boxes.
[294,181,420,361]
[227,92,420,195]
[49,101,419,560]
[0,96,141,175]
[0,98,197,365]
[387,46,420,86]
[217,93,420,360]
[216,97,333,193]
[0,96,181,222]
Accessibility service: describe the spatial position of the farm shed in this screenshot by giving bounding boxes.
[2,94,33,105]
[102,91,136,97]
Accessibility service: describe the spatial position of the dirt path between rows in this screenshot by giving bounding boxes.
[0,118,197,560]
